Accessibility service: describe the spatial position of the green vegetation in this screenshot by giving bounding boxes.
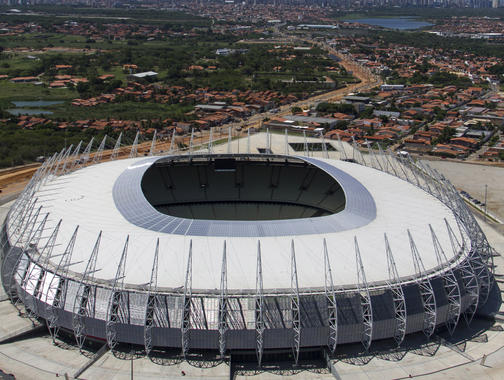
[0,122,138,168]
[386,70,473,87]
[489,64,504,76]
[378,31,504,59]
[0,81,75,103]
[316,102,358,115]
[0,34,352,118]
[0,6,210,28]
[432,126,456,145]
[0,5,352,169]
[48,101,194,121]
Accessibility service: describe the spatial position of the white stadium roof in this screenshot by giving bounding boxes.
[35,151,460,293]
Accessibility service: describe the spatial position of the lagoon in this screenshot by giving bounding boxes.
[6,100,64,116]
[6,108,54,116]
[351,17,432,30]
[11,100,64,107]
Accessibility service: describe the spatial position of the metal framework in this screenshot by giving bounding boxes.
[365,141,383,171]
[303,131,308,157]
[354,237,373,351]
[246,128,250,155]
[438,179,494,307]
[144,238,160,356]
[320,132,329,159]
[323,238,338,353]
[2,134,500,359]
[169,129,176,154]
[266,128,271,153]
[69,141,83,172]
[50,148,66,178]
[92,136,107,164]
[351,136,366,165]
[383,146,399,178]
[149,130,157,156]
[255,240,265,367]
[337,134,348,161]
[59,144,74,175]
[2,206,44,302]
[72,231,102,351]
[129,131,140,158]
[9,211,48,313]
[110,132,122,160]
[105,235,130,350]
[189,128,195,154]
[284,129,289,156]
[408,230,437,338]
[209,128,214,154]
[384,233,407,347]
[218,241,228,357]
[22,219,61,317]
[430,225,461,336]
[390,150,411,184]
[290,240,301,365]
[45,226,79,343]
[445,219,479,325]
[227,127,232,154]
[181,240,193,357]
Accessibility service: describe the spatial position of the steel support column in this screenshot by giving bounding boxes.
[430,225,461,335]
[246,128,250,155]
[303,131,308,157]
[68,141,83,172]
[255,241,265,367]
[218,241,228,357]
[169,129,176,154]
[284,129,289,156]
[209,128,214,154]
[92,135,107,164]
[72,231,102,351]
[408,230,437,338]
[227,127,232,154]
[144,238,160,356]
[181,240,193,357]
[323,239,338,353]
[149,130,157,156]
[290,240,301,365]
[384,233,407,346]
[445,219,479,325]
[355,237,373,351]
[337,134,348,161]
[80,137,94,165]
[129,131,140,158]
[106,236,130,350]
[189,128,194,154]
[45,226,79,344]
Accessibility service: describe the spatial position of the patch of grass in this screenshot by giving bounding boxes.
[0,81,75,105]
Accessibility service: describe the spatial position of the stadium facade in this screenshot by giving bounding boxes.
[0,132,496,365]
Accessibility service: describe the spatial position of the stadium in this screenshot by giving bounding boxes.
[0,130,496,366]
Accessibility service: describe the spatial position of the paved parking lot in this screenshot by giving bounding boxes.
[424,160,504,222]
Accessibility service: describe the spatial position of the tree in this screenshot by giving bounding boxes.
[76,82,90,94]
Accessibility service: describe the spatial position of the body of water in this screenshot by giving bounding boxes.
[6,100,64,116]
[6,108,54,116]
[351,17,432,30]
[11,100,63,107]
